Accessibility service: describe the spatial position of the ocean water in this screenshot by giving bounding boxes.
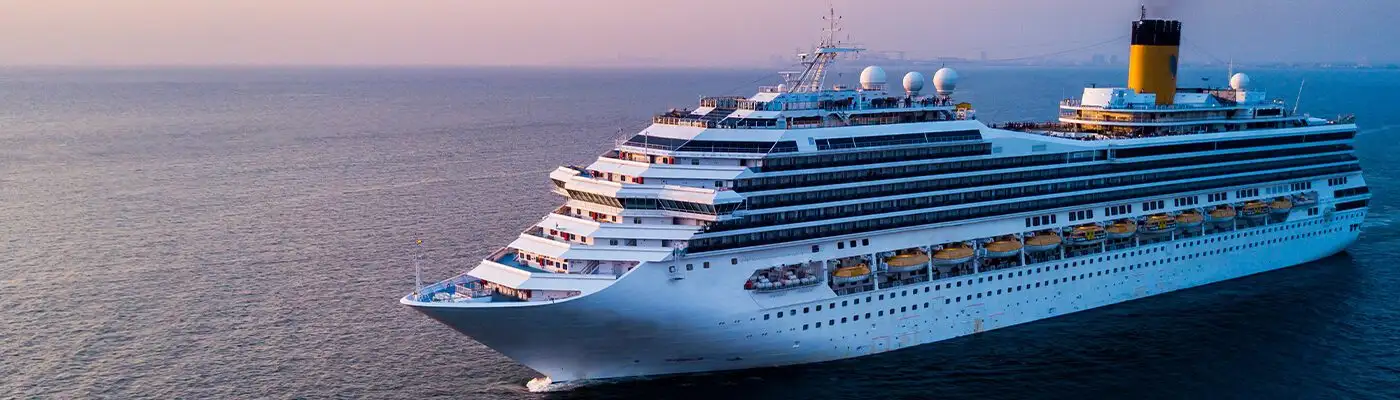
[2,66,1398,399]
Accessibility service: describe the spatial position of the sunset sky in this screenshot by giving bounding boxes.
[0,0,1394,67]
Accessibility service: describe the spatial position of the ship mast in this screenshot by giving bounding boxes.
[787,7,863,93]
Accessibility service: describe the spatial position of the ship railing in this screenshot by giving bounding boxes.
[751,279,824,293]
[1062,101,1233,111]
[833,284,874,296]
[700,96,744,108]
[410,270,484,303]
[885,275,929,287]
[1063,115,1233,124]
[737,100,771,110]
[652,116,713,128]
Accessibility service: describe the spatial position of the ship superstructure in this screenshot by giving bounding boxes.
[401,10,1368,390]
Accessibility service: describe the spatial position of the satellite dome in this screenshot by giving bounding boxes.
[933,67,960,96]
[859,66,887,90]
[902,71,926,95]
[1229,73,1251,90]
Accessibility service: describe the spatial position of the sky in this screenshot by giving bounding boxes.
[0,0,1394,67]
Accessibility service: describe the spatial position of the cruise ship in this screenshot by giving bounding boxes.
[401,10,1369,391]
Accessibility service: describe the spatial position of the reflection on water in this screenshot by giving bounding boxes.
[1,67,1397,399]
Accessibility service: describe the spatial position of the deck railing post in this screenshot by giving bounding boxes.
[1018,234,1027,267]
[870,253,879,290]
[925,245,934,281]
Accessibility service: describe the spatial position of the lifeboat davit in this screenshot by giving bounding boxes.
[933,243,975,265]
[1067,224,1106,246]
[1270,197,1293,214]
[1140,214,1178,235]
[1025,231,1062,253]
[831,264,871,284]
[884,250,930,273]
[1208,205,1236,225]
[1106,219,1138,239]
[1241,201,1270,219]
[1176,210,1204,228]
[984,236,1023,258]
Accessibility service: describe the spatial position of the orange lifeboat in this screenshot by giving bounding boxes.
[831,264,871,285]
[884,250,930,273]
[984,236,1023,258]
[1025,231,1062,253]
[1106,220,1137,239]
[933,243,974,265]
[1176,210,1204,228]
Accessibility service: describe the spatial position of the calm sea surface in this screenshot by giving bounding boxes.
[2,66,1398,399]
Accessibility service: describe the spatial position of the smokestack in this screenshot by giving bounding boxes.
[1127,7,1182,105]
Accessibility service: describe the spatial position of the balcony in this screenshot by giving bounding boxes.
[495,250,548,273]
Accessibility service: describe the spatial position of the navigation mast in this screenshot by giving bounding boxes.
[787,7,863,93]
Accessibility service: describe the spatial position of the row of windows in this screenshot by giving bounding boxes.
[1337,199,1369,211]
[1328,176,1351,186]
[1104,204,1132,216]
[932,220,1351,304]
[1207,192,1228,202]
[754,214,1361,329]
[741,144,1350,207]
[1142,200,1166,211]
[716,118,780,129]
[687,163,1360,253]
[1113,131,1356,158]
[1292,181,1313,191]
[1236,188,1260,198]
[1026,214,1058,227]
[834,238,871,250]
[1335,186,1370,198]
[741,151,1069,193]
[813,130,983,151]
[1069,210,1095,222]
[566,189,740,215]
[714,154,1353,233]
[621,134,797,154]
[1174,196,1199,207]
[755,143,993,173]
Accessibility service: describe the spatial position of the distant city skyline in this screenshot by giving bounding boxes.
[0,0,1396,67]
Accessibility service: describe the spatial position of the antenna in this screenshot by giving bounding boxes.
[1227,59,1234,85]
[413,239,424,294]
[787,6,863,93]
[1292,79,1306,115]
[822,6,841,47]
[1140,4,1147,19]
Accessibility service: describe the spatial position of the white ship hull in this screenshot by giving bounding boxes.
[405,208,1366,385]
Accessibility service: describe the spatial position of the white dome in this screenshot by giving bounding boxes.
[933,67,959,96]
[859,66,887,90]
[902,71,926,94]
[1229,73,1251,90]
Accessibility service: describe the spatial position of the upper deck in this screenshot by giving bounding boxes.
[652,90,972,131]
[1001,80,1356,141]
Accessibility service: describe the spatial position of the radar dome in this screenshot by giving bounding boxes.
[1229,73,1251,90]
[933,67,959,96]
[902,71,926,95]
[859,66,887,90]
